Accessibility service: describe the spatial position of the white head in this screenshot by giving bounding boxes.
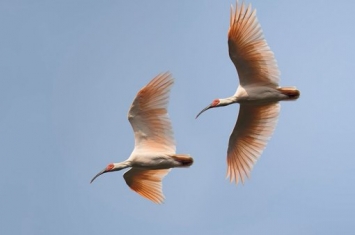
[90,162,130,183]
[195,98,235,118]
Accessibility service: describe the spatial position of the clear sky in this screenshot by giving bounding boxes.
[1,0,355,234]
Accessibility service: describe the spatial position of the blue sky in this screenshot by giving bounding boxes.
[1,0,355,234]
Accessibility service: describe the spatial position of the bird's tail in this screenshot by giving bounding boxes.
[171,154,194,167]
[278,87,300,100]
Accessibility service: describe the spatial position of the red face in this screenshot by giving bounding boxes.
[211,99,220,107]
[106,163,114,171]
[196,98,220,119]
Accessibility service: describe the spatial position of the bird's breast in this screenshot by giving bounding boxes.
[237,86,284,105]
[129,153,177,169]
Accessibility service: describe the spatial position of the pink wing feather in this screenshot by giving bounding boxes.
[227,103,280,184]
[124,168,170,204]
[128,73,175,154]
[228,1,280,87]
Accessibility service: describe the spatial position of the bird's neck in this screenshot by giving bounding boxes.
[219,96,238,106]
[112,161,131,171]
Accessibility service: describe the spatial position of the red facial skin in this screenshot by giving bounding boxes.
[212,99,220,107]
[106,163,114,171]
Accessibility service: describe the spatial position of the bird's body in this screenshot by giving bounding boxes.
[91,73,193,204]
[232,85,299,105]
[196,1,299,184]
[123,153,193,169]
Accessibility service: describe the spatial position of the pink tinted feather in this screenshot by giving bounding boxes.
[123,168,170,204]
[227,103,280,184]
[128,73,175,154]
[228,1,280,87]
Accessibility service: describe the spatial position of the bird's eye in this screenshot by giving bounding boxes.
[106,164,114,171]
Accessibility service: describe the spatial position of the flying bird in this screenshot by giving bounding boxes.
[91,73,193,204]
[196,1,300,184]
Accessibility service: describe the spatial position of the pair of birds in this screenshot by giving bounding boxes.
[91,1,300,204]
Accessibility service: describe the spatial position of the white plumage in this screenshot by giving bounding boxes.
[196,1,300,184]
[91,73,193,204]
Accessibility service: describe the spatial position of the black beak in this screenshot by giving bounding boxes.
[90,168,107,183]
[195,104,213,119]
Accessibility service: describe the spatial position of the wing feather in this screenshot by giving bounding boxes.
[228,2,280,87]
[123,168,170,204]
[227,103,280,184]
[128,73,175,154]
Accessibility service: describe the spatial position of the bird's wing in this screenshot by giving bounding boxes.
[228,2,280,87]
[123,168,170,204]
[128,72,175,154]
[227,103,280,184]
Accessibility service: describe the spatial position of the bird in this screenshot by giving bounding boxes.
[91,72,193,204]
[196,1,300,185]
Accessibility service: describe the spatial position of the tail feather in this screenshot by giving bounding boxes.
[278,87,300,100]
[171,154,194,167]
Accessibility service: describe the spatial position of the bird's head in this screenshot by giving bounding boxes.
[90,163,115,183]
[195,99,221,118]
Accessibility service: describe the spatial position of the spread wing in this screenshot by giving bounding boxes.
[128,72,175,154]
[123,168,170,204]
[227,103,280,184]
[228,1,280,87]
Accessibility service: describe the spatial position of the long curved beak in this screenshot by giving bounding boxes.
[90,168,107,183]
[195,104,212,119]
